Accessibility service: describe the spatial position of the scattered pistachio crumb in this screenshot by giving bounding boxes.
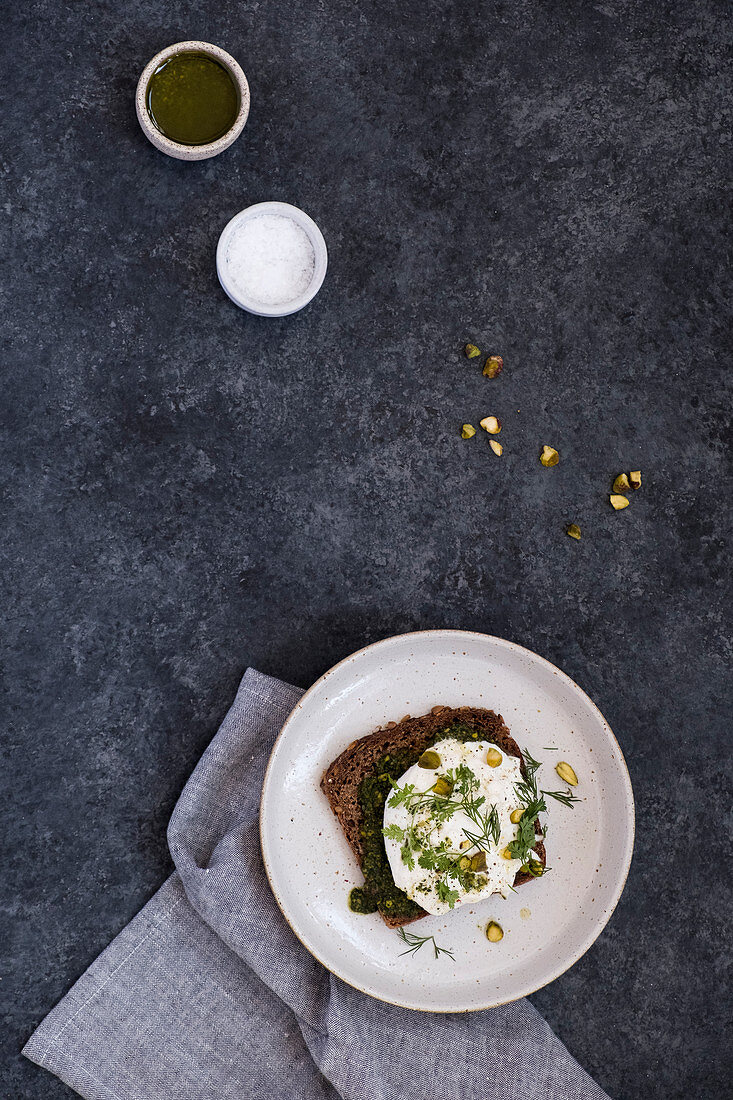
[566,523,582,540]
[555,761,578,786]
[486,921,504,942]
[479,415,502,434]
[629,470,642,489]
[461,423,476,439]
[482,355,504,378]
[612,473,631,494]
[610,494,629,510]
[464,343,481,359]
[540,445,559,467]
[418,749,441,769]
[489,439,503,456]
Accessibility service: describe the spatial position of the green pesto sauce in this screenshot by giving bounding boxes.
[146,52,239,146]
[348,722,488,919]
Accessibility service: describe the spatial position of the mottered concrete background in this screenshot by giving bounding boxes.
[2,1,731,1097]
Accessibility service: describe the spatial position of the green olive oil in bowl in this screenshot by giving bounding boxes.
[146,51,240,146]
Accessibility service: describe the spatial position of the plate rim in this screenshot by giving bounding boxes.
[259,628,635,1012]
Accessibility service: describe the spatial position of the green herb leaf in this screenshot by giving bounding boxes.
[542,788,581,808]
[454,763,480,795]
[388,782,416,808]
[507,817,536,861]
[396,927,455,960]
[418,848,459,875]
[400,841,416,870]
[461,801,500,851]
[507,795,545,863]
[522,748,542,779]
[513,749,548,817]
[436,880,461,908]
[487,804,501,845]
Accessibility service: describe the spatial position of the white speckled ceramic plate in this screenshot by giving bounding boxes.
[260,630,634,1012]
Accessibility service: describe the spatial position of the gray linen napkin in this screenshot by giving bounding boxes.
[24,668,610,1100]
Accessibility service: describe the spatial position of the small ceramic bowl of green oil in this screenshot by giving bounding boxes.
[136,41,249,160]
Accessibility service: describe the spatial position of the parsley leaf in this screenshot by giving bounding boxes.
[436,880,461,908]
[400,840,416,870]
[388,782,416,808]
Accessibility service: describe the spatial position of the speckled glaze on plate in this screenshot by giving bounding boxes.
[260,630,634,1012]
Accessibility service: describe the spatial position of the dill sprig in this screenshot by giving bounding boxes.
[396,927,455,960]
[507,797,545,862]
[523,748,543,778]
[513,750,547,815]
[508,747,580,862]
[542,788,582,808]
[462,801,501,850]
[387,782,463,824]
[508,750,547,863]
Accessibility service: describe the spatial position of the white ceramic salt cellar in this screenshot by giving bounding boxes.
[216,202,328,317]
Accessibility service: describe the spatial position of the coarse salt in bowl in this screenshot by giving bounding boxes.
[216,202,328,317]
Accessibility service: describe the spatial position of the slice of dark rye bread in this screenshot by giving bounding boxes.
[321,705,546,928]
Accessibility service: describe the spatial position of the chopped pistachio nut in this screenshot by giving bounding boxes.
[479,415,502,434]
[486,921,504,942]
[418,750,441,769]
[510,808,524,824]
[464,343,481,359]
[566,523,582,540]
[629,470,642,489]
[459,855,472,872]
[610,494,630,510]
[555,761,578,786]
[485,747,502,767]
[432,776,453,797]
[470,851,487,873]
[483,355,504,379]
[540,445,559,467]
[501,847,513,860]
[461,423,476,439]
[612,473,631,494]
[459,838,472,850]
[489,439,503,456]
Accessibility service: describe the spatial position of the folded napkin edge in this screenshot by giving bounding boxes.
[239,666,304,713]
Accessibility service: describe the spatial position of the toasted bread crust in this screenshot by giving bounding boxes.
[321,706,546,927]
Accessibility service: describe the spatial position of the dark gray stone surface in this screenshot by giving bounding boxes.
[2,1,730,1097]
